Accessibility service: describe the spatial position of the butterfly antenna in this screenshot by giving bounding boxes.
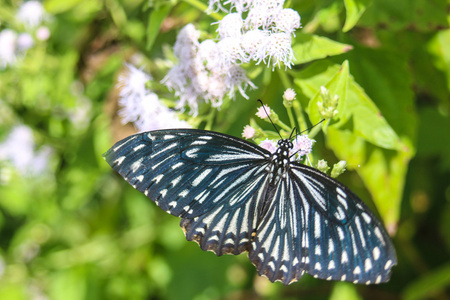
[257,99,282,139]
[300,119,325,134]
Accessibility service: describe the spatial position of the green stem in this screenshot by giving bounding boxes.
[182,0,223,21]
[277,69,297,129]
[292,100,307,132]
[205,108,216,130]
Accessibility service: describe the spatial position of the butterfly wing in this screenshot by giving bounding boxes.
[249,163,397,285]
[104,129,272,255]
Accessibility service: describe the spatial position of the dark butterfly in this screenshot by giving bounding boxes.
[103,129,396,285]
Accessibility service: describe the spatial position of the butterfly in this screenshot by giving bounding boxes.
[103,128,397,285]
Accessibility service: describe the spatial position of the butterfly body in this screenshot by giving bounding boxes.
[104,129,396,285]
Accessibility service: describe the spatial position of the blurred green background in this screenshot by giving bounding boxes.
[0,0,449,299]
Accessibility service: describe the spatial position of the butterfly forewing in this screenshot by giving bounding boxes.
[104,128,397,285]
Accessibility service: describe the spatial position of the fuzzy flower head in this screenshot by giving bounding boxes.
[118,64,190,131]
[265,32,294,70]
[256,105,271,119]
[259,138,277,153]
[16,1,47,28]
[163,24,255,114]
[208,0,300,70]
[283,88,296,101]
[291,134,315,158]
[273,8,301,34]
[242,125,255,139]
[217,13,243,39]
[0,125,52,176]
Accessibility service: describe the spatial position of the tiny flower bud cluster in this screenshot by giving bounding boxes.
[118,64,190,132]
[210,0,301,70]
[162,24,256,115]
[318,86,339,119]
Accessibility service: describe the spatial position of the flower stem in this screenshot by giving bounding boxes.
[182,0,223,21]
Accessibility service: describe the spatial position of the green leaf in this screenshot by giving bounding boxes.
[292,33,353,65]
[360,0,448,31]
[146,4,173,50]
[343,0,371,32]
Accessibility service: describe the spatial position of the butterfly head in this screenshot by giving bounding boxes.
[273,139,294,168]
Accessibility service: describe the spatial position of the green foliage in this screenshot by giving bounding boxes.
[0,0,449,299]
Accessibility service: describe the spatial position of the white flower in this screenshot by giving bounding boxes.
[256,105,271,119]
[196,39,220,72]
[16,1,47,28]
[217,13,243,39]
[217,37,247,66]
[273,8,301,34]
[118,64,151,99]
[0,29,18,68]
[224,65,255,99]
[0,125,52,176]
[264,32,294,70]
[242,125,255,139]
[241,29,268,62]
[163,24,256,114]
[259,138,277,153]
[118,64,190,131]
[173,24,199,63]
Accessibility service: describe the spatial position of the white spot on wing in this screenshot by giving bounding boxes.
[365,258,373,271]
[133,144,145,152]
[384,260,392,270]
[192,169,212,187]
[114,156,126,166]
[373,247,380,260]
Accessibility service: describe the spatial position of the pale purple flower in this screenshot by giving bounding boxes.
[16,1,47,28]
[291,134,314,158]
[36,26,51,41]
[283,88,296,101]
[242,125,255,139]
[163,24,255,114]
[256,105,271,119]
[17,33,34,51]
[259,139,277,153]
[0,125,52,176]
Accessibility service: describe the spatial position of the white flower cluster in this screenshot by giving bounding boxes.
[209,0,301,70]
[118,64,190,132]
[162,24,256,115]
[0,1,50,69]
[0,125,52,177]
